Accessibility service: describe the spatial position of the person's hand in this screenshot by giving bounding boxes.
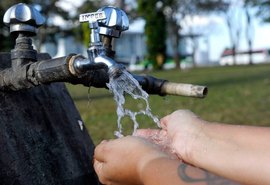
[135,110,206,162]
[160,110,206,161]
[93,136,170,185]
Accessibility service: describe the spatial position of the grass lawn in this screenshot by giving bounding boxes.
[66,64,270,144]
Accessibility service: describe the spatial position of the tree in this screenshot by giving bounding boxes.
[137,0,167,70]
[162,0,181,69]
[164,0,206,68]
[159,0,228,68]
[199,0,259,65]
[243,0,255,65]
[196,1,245,65]
[116,0,229,69]
[243,0,270,65]
[249,0,270,22]
[224,2,243,65]
[34,0,72,51]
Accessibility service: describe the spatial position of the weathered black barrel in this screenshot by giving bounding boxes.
[0,53,99,185]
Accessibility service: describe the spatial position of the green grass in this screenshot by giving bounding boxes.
[66,64,270,144]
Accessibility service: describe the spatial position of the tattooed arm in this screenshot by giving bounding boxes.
[159,110,270,185]
[178,163,239,185]
[142,157,239,185]
[93,136,239,185]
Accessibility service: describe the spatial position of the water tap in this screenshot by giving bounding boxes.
[73,7,129,79]
[97,6,129,38]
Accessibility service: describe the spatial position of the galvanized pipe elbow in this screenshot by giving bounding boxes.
[70,54,124,79]
[70,55,106,76]
[94,55,124,78]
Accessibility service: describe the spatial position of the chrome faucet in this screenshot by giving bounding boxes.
[72,7,129,79]
[97,6,129,38]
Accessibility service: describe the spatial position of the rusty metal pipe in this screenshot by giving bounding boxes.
[132,74,207,98]
[160,82,208,98]
[0,53,207,98]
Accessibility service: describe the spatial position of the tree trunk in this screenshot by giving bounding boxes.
[245,6,253,65]
[226,14,237,65]
[232,45,236,65]
[172,23,180,69]
[191,36,198,68]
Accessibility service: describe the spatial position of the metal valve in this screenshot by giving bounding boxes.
[79,6,129,58]
[77,9,124,79]
[3,3,45,36]
[97,6,129,38]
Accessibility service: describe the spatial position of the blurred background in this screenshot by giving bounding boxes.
[1,0,270,143]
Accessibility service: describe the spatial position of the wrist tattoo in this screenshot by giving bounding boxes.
[178,163,239,185]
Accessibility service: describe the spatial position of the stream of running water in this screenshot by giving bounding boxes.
[107,70,160,137]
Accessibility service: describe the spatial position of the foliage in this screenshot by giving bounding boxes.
[247,0,270,22]
[137,0,167,69]
[143,0,229,68]
[195,0,230,12]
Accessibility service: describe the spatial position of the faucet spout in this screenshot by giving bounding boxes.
[70,53,124,79]
[71,56,106,75]
[94,55,124,78]
[94,55,114,68]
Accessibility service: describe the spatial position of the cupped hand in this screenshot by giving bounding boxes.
[93,136,170,185]
[135,110,205,162]
[160,110,205,161]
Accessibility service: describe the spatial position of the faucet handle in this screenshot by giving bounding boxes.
[97,6,129,38]
[79,11,107,44]
[79,11,106,23]
[3,3,45,36]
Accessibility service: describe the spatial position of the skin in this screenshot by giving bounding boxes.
[159,110,270,185]
[94,136,238,185]
[94,137,169,185]
[94,109,270,185]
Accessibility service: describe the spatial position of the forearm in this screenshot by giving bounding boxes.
[188,122,270,185]
[140,158,238,185]
[140,158,181,185]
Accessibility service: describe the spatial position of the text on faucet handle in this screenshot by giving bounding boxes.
[79,11,106,23]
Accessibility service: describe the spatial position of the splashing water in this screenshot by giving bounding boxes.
[107,70,160,138]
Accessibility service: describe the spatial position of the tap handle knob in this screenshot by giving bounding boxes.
[3,3,45,36]
[97,6,129,38]
[79,11,107,44]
